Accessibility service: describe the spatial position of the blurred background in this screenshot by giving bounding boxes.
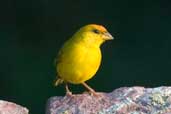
[0,0,171,114]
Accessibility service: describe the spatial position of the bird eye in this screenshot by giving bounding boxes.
[92,29,100,34]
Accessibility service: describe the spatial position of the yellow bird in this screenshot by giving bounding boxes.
[54,24,113,95]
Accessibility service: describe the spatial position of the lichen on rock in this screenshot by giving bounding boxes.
[46,86,171,114]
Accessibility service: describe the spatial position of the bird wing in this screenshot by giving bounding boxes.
[54,49,63,67]
[54,48,65,86]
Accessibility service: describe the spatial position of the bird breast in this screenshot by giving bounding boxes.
[57,42,102,84]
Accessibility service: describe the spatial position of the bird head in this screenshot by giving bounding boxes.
[72,24,114,47]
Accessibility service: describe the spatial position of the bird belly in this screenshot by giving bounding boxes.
[57,45,101,84]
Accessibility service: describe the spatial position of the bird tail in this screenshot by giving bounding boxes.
[54,78,64,86]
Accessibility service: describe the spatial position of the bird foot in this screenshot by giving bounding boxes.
[65,91,73,97]
[89,90,101,97]
[83,90,101,97]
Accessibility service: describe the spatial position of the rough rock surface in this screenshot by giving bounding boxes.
[46,86,171,114]
[0,100,28,114]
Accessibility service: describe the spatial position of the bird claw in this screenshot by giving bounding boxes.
[66,91,73,97]
[89,91,101,97]
[83,89,100,97]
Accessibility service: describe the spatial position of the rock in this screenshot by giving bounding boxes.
[46,86,171,114]
[0,100,29,114]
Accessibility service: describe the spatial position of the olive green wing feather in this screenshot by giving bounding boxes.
[54,49,62,67]
[54,49,64,86]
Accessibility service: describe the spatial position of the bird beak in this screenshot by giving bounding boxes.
[103,32,114,40]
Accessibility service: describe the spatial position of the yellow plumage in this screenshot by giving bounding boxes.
[55,24,113,95]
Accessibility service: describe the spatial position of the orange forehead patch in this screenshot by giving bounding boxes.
[91,24,107,32]
[84,24,107,32]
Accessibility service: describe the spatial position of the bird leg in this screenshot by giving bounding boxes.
[65,83,72,96]
[82,82,98,96]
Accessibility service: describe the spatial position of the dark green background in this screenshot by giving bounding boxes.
[1,0,171,114]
